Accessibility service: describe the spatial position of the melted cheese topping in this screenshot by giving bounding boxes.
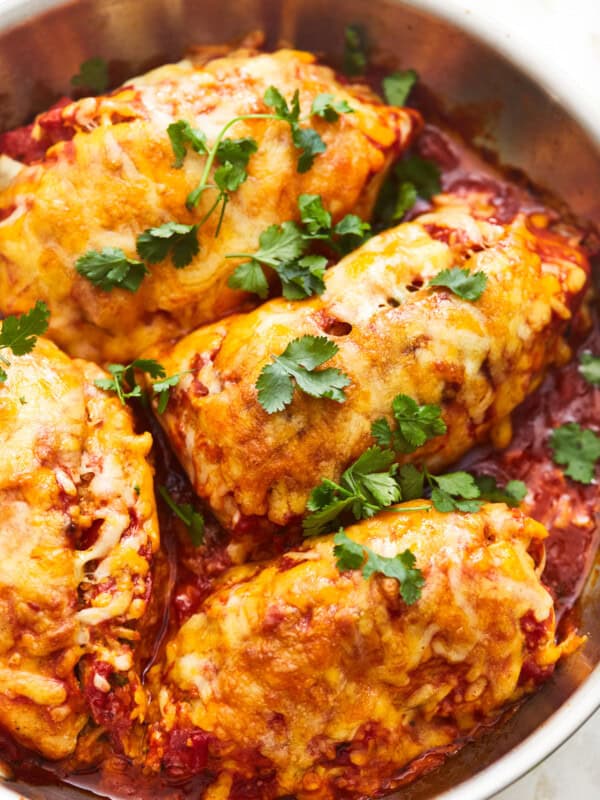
[0,47,418,362]
[149,505,572,799]
[0,337,158,759]
[146,191,589,529]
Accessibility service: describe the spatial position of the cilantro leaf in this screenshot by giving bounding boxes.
[278,254,327,300]
[395,156,442,201]
[311,93,353,122]
[343,24,368,76]
[397,464,425,501]
[428,470,482,513]
[71,57,109,94]
[167,120,208,168]
[159,486,205,546]
[264,86,300,123]
[153,372,186,414]
[292,126,327,173]
[580,352,600,387]
[430,267,487,302]
[373,178,418,228]
[333,529,365,569]
[382,69,418,106]
[474,475,527,506]
[256,335,350,413]
[303,446,399,536]
[298,193,332,235]
[0,301,50,356]
[334,214,371,253]
[94,357,184,410]
[372,394,447,453]
[216,137,258,169]
[136,222,199,268]
[227,259,269,299]
[333,530,424,605]
[76,247,148,292]
[251,222,305,265]
[0,367,7,383]
[549,423,600,484]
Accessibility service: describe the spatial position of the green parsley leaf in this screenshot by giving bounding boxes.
[579,352,600,387]
[279,254,328,300]
[0,301,50,356]
[76,247,148,292]
[216,137,258,169]
[311,93,354,121]
[343,24,368,76]
[371,393,447,453]
[94,357,182,410]
[298,193,332,235]
[333,530,424,605]
[70,57,109,94]
[395,156,442,201]
[430,267,488,302]
[426,470,482,513]
[549,423,600,484]
[158,486,205,546]
[292,127,327,173]
[256,335,350,413]
[397,464,425,501]
[382,69,418,106]
[136,222,199,268]
[153,372,186,414]
[303,446,399,536]
[250,221,306,265]
[264,86,300,123]
[474,475,527,506]
[333,214,371,254]
[167,120,208,168]
[227,259,270,299]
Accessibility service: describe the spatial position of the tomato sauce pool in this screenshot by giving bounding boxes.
[0,81,599,800]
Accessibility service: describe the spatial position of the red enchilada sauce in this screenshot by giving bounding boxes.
[0,79,598,800]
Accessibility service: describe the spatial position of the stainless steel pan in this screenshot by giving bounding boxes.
[0,1,598,798]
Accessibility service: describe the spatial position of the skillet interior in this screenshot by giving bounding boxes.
[0,1,598,798]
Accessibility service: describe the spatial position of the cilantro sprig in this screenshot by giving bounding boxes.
[342,24,369,76]
[549,423,600,484]
[227,194,370,300]
[430,267,488,302]
[579,352,600,387]
[0,301,50,382]
[76,247,148,292]
[374,154,442,228]
[382,69,418,107]
[256,335,350,414]
[371,393,447,453]
[71,57,109,94]
[95,358,185,412]
[158,486,205,546]
[136,222,199,269]
[333,529,424,604]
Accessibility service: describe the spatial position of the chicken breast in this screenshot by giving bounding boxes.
[0,43,417,362]
[147,504,576,798]
[145,190,590,530]
[0,336,158,759]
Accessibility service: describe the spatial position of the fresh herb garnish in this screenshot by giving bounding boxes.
[167,121,208,168]
[136,222,199,269]
[227,194,370,299]
[382,69,418,106]
[474,475,527,506]
[256,335,350,414]
[342,24,368,76]
[311,94,354,121]
[0,301,50,382]
[158,486,205,546]
[374,154,442,228]
[371,393,447,453]
[76,247,148,292]
[430,267,487,301]
[71,57,109,94]
[263,87,328,173]
[549,423,600,484]
[95,358,184,412]
[333,529,424,604]
[579,352,600,387]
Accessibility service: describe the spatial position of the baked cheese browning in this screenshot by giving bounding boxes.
[145,191,590,530]
[147,504,576,799]
[0,45,419,363]
[0,336,158,760]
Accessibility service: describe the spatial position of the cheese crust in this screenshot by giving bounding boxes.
[145,190,590,530]
[0,336,158,759]
[0,45,418,362]
[147,504,574,799]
